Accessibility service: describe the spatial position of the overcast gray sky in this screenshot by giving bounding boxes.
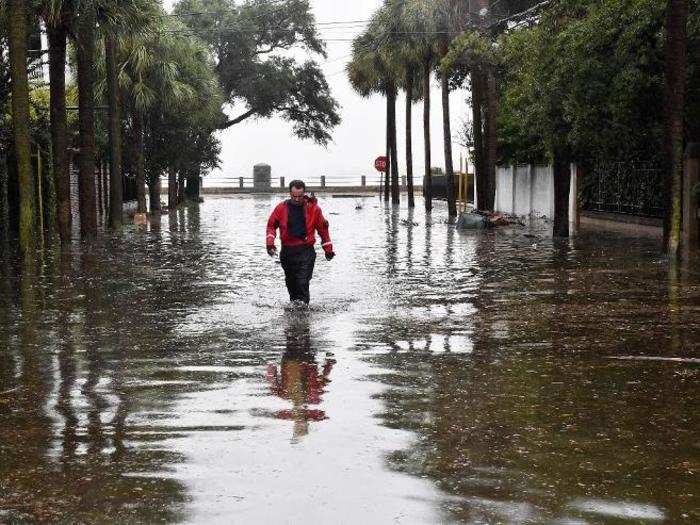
[164,0,470,185]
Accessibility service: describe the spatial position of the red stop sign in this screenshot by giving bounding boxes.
[374,156,387,172]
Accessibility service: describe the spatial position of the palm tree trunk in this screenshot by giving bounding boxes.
[168,168,177,209]
[0,152,8,243]
[102,159,109,215]
[388,83,400,205]
[484,68,499,212]
[472,70,487,211]
[186,171,201,202]
[441,49,457,218]
[149,178,161,213]
[76,1,98,236]
[105,33,124,229]
[664,0,688,256]
[48,22,71,242]
[96,156,103,218]
[8,0,36,252]
[177,172,185,204]
[423,58,432,212]
[405,69,415,208]
[42,149,58,235]
[552,149,571,237]
[133,111,147,213]
[385,95,391,202]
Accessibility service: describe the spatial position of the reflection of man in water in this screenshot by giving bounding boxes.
[266,319,335,442]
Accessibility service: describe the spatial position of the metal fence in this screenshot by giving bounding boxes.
[582,162,664,218]
[201,175,386,189]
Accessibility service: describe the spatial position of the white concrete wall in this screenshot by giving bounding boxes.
[494,167,513,214]
[514,165,531,216]
[494,164,577,220]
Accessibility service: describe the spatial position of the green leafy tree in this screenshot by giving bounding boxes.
[173,0,340,146]
[444,28,501,211]
[498,0,682,236]
[98,0,159,227]
[117,16,204,213]
[142,28,226,209]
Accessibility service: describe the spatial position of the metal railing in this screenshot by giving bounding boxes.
[582,162,664,218]
[200,175,387,189]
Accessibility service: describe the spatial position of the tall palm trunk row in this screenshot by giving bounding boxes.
[348,0,464,217]
[405,67,415,209]
[47,20,72,242]
[423,58,432,213]
[76,2,98,237]
[105,33,124,230]
[6,0,213,253]
[8,0,36,254]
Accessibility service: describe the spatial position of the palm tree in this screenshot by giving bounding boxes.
[441,26,498,213]
[389,0,425,209]
[74,0,98,236]
[434,0,466,218]
[403,65,421,209]
[8,0,36,252]
[144,25,223,210]
[471,68,486,209]
[117,17,201,214]
[347,22,401,204]
[104,32,123,227]
[405,0,439,212]
[42,1,72,242]
[98,0,158,227]
[439,38,457,218]
[478,0,498,212]
[664,0,688,255]
[376,5,402,206]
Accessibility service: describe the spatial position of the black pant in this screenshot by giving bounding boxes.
[280,245,316,303]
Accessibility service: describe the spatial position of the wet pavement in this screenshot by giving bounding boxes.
[0,195,698,523]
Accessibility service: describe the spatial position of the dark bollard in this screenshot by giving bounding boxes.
[280,176,285,188]
[239,177,244,189]
[321,176,326,189]
[361,175,366,187]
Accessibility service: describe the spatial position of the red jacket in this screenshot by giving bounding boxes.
[266,195,334,253]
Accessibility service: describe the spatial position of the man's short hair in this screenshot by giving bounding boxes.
[289,180,306,191]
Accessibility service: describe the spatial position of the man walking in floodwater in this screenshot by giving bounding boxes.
[266,180,335,304]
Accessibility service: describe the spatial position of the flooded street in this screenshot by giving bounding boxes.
[0,195,698,523]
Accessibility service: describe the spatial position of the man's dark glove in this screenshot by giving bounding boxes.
[325,251,335,261]
[267,246,277,257]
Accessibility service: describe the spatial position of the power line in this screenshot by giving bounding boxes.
[157,2,551,43]
[160,26,458,35]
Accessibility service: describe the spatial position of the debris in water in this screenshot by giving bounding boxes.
[456,212,488,230]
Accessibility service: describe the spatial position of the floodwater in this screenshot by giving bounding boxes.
[0,195,698,524]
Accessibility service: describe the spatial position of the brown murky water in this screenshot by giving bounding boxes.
[0,195,698,523]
